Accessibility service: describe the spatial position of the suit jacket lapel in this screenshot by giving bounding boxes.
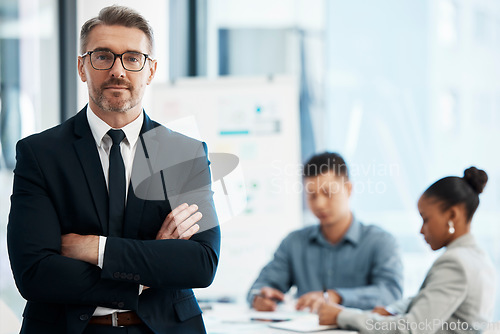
[73,106,109,235]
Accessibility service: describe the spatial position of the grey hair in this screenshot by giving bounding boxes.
[80,5,154,55]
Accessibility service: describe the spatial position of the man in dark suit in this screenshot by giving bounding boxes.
[7,5,220,334]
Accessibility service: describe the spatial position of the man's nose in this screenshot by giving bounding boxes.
[109,56,126,77]
[315,195,327,208]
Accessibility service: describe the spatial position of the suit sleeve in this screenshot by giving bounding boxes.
[337,255,468,334]
[7,139,140,309]
[385,297,414,315]
[100,141,221,289]
[335,231,403,308]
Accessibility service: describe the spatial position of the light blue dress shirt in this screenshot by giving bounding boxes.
[248,216,403,309]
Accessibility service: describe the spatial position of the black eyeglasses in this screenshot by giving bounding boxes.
[81,50,151,72]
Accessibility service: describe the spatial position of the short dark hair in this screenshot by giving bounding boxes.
[303,152,349,179]
[423,167,488,221]
[80,5,154,55]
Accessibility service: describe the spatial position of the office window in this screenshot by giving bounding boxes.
[438,0,459,46]
[0,0,60,327]
[474,9,491,45]
[438,90,459,133]
[218,28,293,76]
[0,0,60,169]
[474,93,495,129]
[325,0,500,317]
[496,19,500,47]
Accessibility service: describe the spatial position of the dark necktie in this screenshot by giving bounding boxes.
[107,129,126,237]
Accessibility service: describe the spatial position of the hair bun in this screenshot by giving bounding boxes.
[463,167,488,194]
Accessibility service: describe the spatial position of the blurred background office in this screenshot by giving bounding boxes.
[0,0,499,330]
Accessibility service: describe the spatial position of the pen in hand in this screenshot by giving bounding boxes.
[251,287,285,311]
[323,287,329,304]
[251,289,283,303]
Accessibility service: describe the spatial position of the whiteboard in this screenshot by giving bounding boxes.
[149,75,303,301]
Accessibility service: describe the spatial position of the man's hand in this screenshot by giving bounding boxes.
[156,203,202,240]
[296,290,342,312]
[372,306,393,316]
[252,287,285,311]
[61,233,99,265]
[140,204,201,292]
[318,303,343,325]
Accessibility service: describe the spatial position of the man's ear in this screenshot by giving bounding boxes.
[344,179,353,198]
[146,59,157,85]
[77,56,87,82]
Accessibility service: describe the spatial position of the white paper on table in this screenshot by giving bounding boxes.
[269,314,355,333]
[248,310,307,322]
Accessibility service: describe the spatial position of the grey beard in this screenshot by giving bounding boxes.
[91,91,136,113]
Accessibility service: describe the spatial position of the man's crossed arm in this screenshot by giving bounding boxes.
[61,203,202,265]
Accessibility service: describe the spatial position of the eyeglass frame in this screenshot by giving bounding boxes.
[80,50,152,72]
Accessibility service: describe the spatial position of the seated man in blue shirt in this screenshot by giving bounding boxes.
[248,152,403,312]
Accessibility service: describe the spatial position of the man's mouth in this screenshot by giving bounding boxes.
[317,213,329,220]
[104,86,128,90]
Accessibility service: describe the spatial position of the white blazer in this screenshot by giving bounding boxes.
[337,233,496,334]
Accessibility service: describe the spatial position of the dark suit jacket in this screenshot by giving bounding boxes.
[7,107,221,334]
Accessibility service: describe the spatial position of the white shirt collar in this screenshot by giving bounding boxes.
[86,105,143,149]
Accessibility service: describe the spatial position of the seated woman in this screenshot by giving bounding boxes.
[318,167,496,334]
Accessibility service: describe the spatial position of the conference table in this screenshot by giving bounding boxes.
[202,302,358,334]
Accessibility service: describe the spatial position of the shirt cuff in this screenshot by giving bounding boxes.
[337,308,365,330]
[385,297,413,315]
[335,288,357,307]
[384,306,397,315]
[139,285,144,295]
[97,236,107,269]
[247,287,263,306]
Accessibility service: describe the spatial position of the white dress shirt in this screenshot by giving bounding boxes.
[86,106,143,316]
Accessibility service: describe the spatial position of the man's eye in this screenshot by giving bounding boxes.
[324,190,335,197]
[125,56,139,62]
[95,54,111,60]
